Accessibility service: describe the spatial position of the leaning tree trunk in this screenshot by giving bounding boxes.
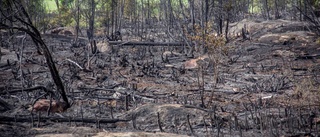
[0,0,70,109]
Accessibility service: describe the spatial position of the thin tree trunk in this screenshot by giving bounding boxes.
[188,0,195,30]
[225,13,230,42]
[75,0,80,43]
[147,0,150,23]
[0,1,70,109]
[168,0,174,28]
[275,0,280,19]
[89,0,95,40]
[201,0,206,54]
[179,0,187,20]
[303,0,307,21]
[141,0,144,40]
[88,0,96,56]
[54,0,60,14]
[115,0,118,31]
[111,0,115,34]
[218,0,223,35]
[265,0,270,20]
[205,0,209,25]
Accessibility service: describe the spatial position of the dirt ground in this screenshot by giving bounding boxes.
[0,19,320,137]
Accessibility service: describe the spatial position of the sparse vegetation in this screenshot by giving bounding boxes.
[1,0,320,137]
[185,23,228,87]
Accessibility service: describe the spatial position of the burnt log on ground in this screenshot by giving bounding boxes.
[109,41,185,47]
[0,86,55,96]
[41,34,185,47]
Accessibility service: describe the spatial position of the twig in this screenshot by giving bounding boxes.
[132,114,136,129]
[157,112,164,132]
[66,59,84,70]
[125,95,129,111]
[203,117,208,136]
[0,97,13,110]
[187,114,194,135]
[37,111,40,127]
[110,106,114,119]
[81,103,84,126]
[47,94,53,116]
[115,40,132,46]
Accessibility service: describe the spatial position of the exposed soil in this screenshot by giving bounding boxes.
[0,19,320,137]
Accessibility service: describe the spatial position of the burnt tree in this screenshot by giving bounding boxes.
[0,0,70,109]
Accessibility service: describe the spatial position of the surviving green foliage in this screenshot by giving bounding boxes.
[184,23,228,86]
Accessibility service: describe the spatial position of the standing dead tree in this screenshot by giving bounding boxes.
[295,1,320,35]
[0,0,70,110]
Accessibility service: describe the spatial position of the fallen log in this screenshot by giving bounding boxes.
[295,54,320,60]
[109,41,185,46]
[0,115,130,124]
[0,86,55,96]
[41,34,185,47]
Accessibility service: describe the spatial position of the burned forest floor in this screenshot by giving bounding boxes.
[1,19,320,137]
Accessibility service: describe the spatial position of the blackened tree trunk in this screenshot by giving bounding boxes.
[205,0,209,25]
[274,0,280,19]
[74,0,80,43]
[264,0,270,20]
[225,12,230,42]
[218,0,223,35]
[188,0,195,31]
[0,0,70,109]
[88,0,96,40]
[118,0,124,30]
[187,0,196,57]
[168,0,174,28]
[54,0,60,15]
[179,0,187,20]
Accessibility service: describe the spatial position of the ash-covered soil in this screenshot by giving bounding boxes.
[0,19,320,137]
